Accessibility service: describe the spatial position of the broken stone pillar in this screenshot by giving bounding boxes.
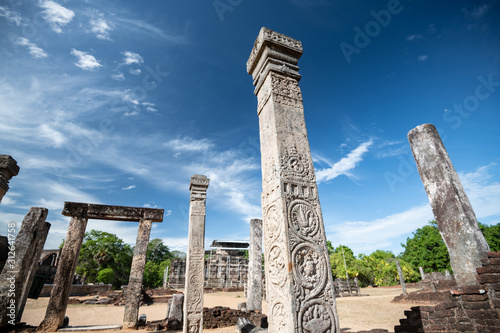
[183,175,209,333]
[37,216,88,332]
[163,266,169,289]
[247,27,340,333]
[0,207,48,329]
[247,218,263,312]
[0,155,20,203]
[123,217,154,328]
[167,294,184,330]
[419,266,425,280]
[18,221,51,321]
[395,260,407,296]
[408,123,490,287]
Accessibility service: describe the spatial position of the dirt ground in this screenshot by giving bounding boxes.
[22,287,426,332]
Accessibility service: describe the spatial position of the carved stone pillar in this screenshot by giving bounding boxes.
[247,27,340,333]
[247,218,263,312]
[408,123,489,287]
[0,155,20,203]
[183,175,209,333]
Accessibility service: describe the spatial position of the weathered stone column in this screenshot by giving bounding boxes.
[395,260,407,296]
[123,217,153,328]
[408,123,489,287]
[37,216,88,332]
[0,155,20,203]
[247,27,340,333]
[18,221,51,321]
[247,218,263,312]
[0,207,48,329]
[419,266,425,280]
[183,175,209,333]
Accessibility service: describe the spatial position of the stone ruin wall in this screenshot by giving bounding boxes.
[396,251,500,332]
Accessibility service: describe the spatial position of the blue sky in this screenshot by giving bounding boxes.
[1,0,499,257]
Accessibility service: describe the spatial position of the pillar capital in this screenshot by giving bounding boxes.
[247,27,303,95]
[0,155,20,202]
[189,174,210,200]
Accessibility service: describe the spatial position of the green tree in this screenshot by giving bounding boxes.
[171,250,186,259]
[479,222,500,251]
[97,268,115,284]
[75,230,133,289]
[147,238,172,263]
[400,221,451,274]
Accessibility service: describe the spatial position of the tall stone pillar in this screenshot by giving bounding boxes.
[0,207,48,329]
[395,260,407,296]
[123,217,154,328]
[37,216,88,332]
[408,123,489,287]
[247,27,340,333]
[247,218,263,312]
[0,155,20,203]
[183,175,209,333]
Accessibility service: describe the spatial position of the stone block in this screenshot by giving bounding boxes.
[477,273,500,284]
[461,294,489,302]
[429,309,454,318]
[477,265,500,274]
[434,301,457,310]
[487,252,500,258]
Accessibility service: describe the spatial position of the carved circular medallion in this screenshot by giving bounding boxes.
[271,302,287,331]
[268,245,287,287]
[292,244,327,294]
[300,301,335,333]
[288,156,304,173]
[265,205,281,240]
[288,200,320,238]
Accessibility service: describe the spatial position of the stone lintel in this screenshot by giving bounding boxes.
[0,155,20,178]
[62,202,164,222]
[247,27,303,94]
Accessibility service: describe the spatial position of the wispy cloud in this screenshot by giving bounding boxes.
[12,36,48,58]
[39,0,75,33]
[328,204,433,255]
[116,17,188,44]
[111,72,125,81]
[406,34,423,41]
[0,6,24,26]
[70,49,102,71]
[122,51,144,65]
[459,163,500,219]
[315,139,374,183]
[89,11,113,40]
[129,68,141,75]
[122,185,136,190]
[463,4,492,20]
[165,137,214,152]
[418,55,428,62]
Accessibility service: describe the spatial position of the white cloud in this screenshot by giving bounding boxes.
[0,6,24,26]
[316,139,374,183]
[406,34,423,41]
[38,124,66,147]
[12,36,48,58]
[146,106,158,112]
[459,164,500,219]
[122,51,144,65]
[89,13,113,40]
[116,17,188,44]
[161,237,189,252]
[70,49,102,71]
[165,137,214,152]
[328,204,433,255]
[111,73,125,81]
[122,185,136,190]
[418,55,428,62]
[39,0,75,33]
[129,68,141,75]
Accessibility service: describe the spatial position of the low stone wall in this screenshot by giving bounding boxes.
[39,284,112,297]
[203,306,267,329]
[395,251,500,332]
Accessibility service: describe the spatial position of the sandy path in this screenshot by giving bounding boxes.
[22,287,425,332]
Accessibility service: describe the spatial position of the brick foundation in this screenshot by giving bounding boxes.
[395,251,500,332]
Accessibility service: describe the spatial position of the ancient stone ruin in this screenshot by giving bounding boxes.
[247,27,340,333]
[247,218,263,312]
[0,155,19,203]
[183,174,209,333]
[0,207,50,329]
[36,202,164,332]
